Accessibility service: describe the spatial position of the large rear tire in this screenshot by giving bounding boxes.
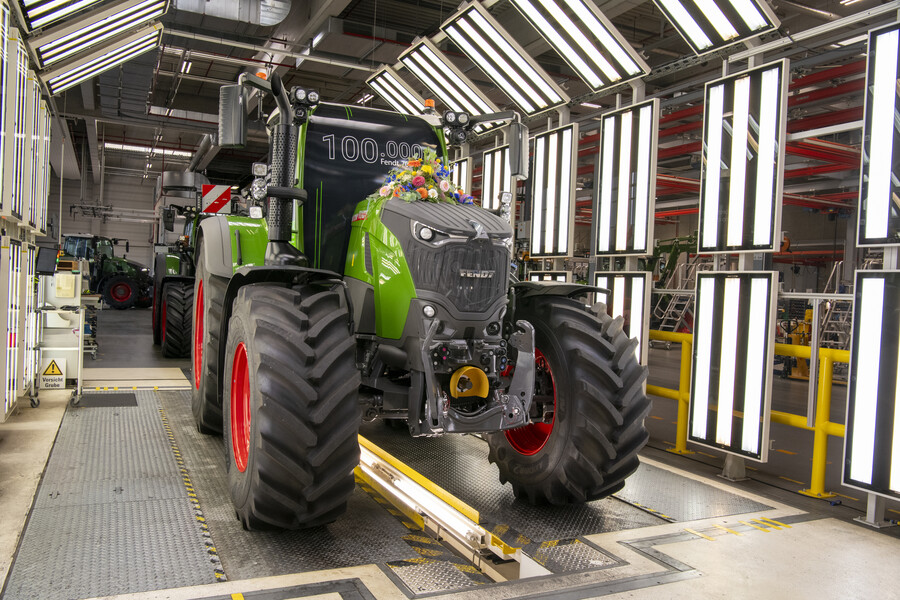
[223,284,360,530]
[191,247,228,434]
[103,275,137,310]
[152,256,165,345]
[161,281,193,358]
[486,298,650,504]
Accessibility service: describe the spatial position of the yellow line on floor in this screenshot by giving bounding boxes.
[231,594,245,600]
[779,476,806,485]
[746,466,758,471]
[739,520,770,532]
[774,449,797,455]
[889,509,900,516]
[697,451,718,459]
[713,524,742,536]
[649,415,664,420]
[760,517,792,529]
[754,519,781,529]
[684,528,715,541]
[832,492,859,502]
[662,440,674,446]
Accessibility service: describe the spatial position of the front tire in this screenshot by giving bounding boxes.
[191,247,228,434]
[223,284,360,530]
[103,275,137,310]
[486,298,650,504]
[161,282,193,358]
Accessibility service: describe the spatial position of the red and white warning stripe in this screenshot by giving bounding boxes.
[201,185,232,214]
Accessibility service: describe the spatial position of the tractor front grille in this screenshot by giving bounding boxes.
[406,238,508,313]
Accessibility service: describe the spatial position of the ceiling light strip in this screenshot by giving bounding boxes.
[510,0,647,91]
[653,0,778,55]
[441,3,567,115]
[21,0,104,30]
[367,68,425,115]
[35,0,167,67]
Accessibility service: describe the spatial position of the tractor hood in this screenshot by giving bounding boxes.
[381,198,512,241]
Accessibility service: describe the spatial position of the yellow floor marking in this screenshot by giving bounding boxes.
[713,524,742,536]
[760,517,792,529]
[775,449,798,455]
[739,520,770,532]
[779,476,806,485]
[889,509,900,516]
[662,440,674,446]
[832,492,859,502]
[671,421,679,425]
[697,451,718,459]
[684,528,715,541]
[649,415,664,420]
[754,519,781,529]
[231,594,245,600]
[746,465,758,471]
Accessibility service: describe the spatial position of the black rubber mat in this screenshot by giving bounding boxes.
[76,392,137,407]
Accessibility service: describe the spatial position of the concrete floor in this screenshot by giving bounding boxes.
[1,307,900,599]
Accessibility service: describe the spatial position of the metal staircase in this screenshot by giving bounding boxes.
[819,261,852,351]
[651,255,713,346]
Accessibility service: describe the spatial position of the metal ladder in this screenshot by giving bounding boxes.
[819,261,852,351]
[652,256,712,342]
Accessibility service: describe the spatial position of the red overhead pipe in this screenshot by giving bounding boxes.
[785,163,855,178]
[789,60,866,90]
[788,78,865,107]
[659,104,703,124]
[658,141,701,159]
[786,106,863,133]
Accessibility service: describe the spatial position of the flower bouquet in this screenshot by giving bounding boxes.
[366,147,475,205]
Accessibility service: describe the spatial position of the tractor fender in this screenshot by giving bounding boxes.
[511,281,610,300]
[197,217,234,278]
[215,265,350,403]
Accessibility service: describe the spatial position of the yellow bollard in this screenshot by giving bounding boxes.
[800,354,836,498]
[670,339,694,455]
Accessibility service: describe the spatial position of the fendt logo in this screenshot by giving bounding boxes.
[460,269,495,278]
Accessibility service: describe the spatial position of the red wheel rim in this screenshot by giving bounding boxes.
[505,348,556,456]
[230,342,251,472]
[110,282,133,302]
[194,280,203,389]
[161,298,168,343]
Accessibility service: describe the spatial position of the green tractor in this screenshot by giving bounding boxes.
[192,73,650,530]
[61,233,152,309]
[151,207,198,357]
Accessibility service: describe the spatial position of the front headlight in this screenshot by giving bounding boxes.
[251,178,267,201]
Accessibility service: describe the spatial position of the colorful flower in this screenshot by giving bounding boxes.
[416,187,428,199]
[440,180,450,192]
[428,188,438,198]
[421,165,433,175]
[412,175,426,187]
[408,159,421,167]
[379,186,390,197]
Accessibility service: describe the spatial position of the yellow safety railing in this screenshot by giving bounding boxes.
[646,330,850,499]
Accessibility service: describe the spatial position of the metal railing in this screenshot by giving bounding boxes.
[646,329,849,499]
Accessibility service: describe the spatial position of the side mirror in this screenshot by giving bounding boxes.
[163,206,176,231]
[509,121,529,180]
[219,84,248,148]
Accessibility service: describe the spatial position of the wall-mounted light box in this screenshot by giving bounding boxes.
[398,39,501,130]
[510,0,648,92]
[441,2,568,116]
[480,145,510,211]
[30,0,169,69]
[529,271,569,282]
[366,66,426,116]
[595,98,659,256]
[42,23,162,95]
[530,124,577,258]
[844,270,900,500]
[1,28,27,222]
[689,271,776,461]
[0,1,9,216]
[653,0,780,56]
[858,23,900,247]
[450,157,471,195]
[594,271,650,365]
[699,59,788,254]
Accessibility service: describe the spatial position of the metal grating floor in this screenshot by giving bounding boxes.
[156,390,422,581]
[2,391,220,600]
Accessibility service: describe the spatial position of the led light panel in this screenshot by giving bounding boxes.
[858,23,900,247]
[2,30,27,222]
[529,271,569,282]
[0,1,8,213]
[844,270,900,500]
[440,3,568,115]
[1,237,21,421]
[595,99,659,256]
[688,271,776,461]
[15,0,104,31]
[398,39,500,130]
[37,100,50,233]
[43,24,162,95]
[481,145,510,211]
[22,244,36,396]
[31,0,168,68]
[510,0,648,91]
[653,0,779,56]
[530,124,577,258]
[699,60,787,254]
[450,157,471,194]
[24,73,38,229]
[366,66,426,116]
[594,272,650,365]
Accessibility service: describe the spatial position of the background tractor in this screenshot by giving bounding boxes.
[60,233,152,310]
[191,73,650,530]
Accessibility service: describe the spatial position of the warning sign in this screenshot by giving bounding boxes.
[201,184,232,214]
[40,358,66,389]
